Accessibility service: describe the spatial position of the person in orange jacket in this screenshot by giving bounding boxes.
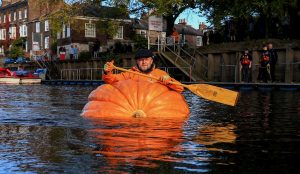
[103,49,184,93]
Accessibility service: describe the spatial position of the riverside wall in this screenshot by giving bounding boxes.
[54,45,300,83]
[195,39,300,83]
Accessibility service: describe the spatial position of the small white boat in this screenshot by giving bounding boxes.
[20,77,42,84]
[0,77,20,84]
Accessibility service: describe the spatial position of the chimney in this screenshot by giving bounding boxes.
[199,22,207,31]
[178,19,187,25]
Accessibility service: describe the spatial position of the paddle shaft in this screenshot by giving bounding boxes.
[113,66,187,87]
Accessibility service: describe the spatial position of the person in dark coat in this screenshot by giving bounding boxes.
[267,43,278,82]
[240,49,252,82]
[257,46,270,83]
[93,39,100,58]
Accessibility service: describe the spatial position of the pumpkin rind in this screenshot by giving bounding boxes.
[82,79,190,119]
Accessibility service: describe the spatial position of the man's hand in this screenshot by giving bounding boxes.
[103,60,114,74]
[158,75,172,85]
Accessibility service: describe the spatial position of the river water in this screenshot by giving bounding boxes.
[0,85,299,174]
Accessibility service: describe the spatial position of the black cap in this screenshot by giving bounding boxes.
[135,49,153,60]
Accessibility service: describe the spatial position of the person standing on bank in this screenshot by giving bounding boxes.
[267,43,278,82]
[171,27,179,44]
[257,46,270,83]
[103,49,183,93]
[93,39,100,58]
[240,49,252,82]
[69,45,74,60]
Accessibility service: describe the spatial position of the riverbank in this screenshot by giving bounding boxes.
[42,80,300,91]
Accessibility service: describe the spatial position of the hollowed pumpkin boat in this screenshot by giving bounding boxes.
[81,79,190,119]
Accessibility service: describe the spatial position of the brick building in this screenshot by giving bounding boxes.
[0,0,27,56]
[56,4,133,60]
[0,0,63,58]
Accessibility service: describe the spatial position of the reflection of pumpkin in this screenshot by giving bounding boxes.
[90,117,185,168]
[82,79,190,119]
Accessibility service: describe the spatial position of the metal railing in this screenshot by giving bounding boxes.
[60,66,192,81]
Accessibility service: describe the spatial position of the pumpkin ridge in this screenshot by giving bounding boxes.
[142,88,171,112]
[138,82,170,112]
[90,85,133,112]
[113,81,137,111]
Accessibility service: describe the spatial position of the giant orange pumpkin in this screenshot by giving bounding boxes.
[82,79,190,119]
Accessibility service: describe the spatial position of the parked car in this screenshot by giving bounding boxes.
[4,58,16,64]
[33,68,47,80]
[16,57,31,64]
[15,70,29,77]
[33,68,47,76]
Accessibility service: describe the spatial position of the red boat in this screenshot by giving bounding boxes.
[0,68,41,84]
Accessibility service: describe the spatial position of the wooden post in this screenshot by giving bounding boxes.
[251,50,260,83]
[285,48,294,83]
[207,53,214,81]
[221,53,230,82]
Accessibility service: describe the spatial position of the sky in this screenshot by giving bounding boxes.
[175,8,208,29]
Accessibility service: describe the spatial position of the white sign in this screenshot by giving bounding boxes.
[32,42,40,51]
[149,16,163,31]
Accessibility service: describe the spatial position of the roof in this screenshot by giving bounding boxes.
[132,19,148,30]
[133,19,203,36]
[0,0,27,11]
[74,4,129,19]
[174,24,203,36]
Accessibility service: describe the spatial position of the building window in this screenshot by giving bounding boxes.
[19,25,27,37]
[114,26,123,39]
[0,46,4,55]
[13,12,16,21]
[36,22,40,33]
[85,23,96,38]
[8,13,11,22]
[139,30,147,38]
[0,29,6,40]
[57,32,61,39]
[45,20,49,31]
[24,9,27,19]
[19,11,22,19]
[4,15,6,23]
[196,36,202,46]
[9,27,16,39]
[62,24,66,38]
[0,16,2,23]
[67,26,70,37]
[44,36,49,49]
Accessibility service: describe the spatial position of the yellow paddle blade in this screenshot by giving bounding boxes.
[186,84,239,106]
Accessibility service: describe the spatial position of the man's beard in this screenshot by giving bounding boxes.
[137,63,155,74]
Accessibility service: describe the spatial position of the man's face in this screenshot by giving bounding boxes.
[136,57,153,73]
[268,44,273,49]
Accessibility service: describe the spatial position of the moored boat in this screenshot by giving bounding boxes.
[0,77,20,84]
[20,77,42,84]
[0,68,41,84]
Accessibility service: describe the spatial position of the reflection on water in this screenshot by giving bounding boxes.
[0,85,300,173]
[89,117,186,169]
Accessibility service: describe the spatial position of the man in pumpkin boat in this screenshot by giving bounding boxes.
[103,49,184,92]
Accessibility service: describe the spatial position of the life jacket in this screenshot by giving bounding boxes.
[241,55,250,65]
[263,55,269,62]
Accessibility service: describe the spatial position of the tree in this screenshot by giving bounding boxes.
[9,38,24,58]
[109,0,202,35]
[198,0,298,38]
